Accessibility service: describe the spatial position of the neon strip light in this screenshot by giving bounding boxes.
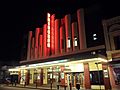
[47,13,50,47]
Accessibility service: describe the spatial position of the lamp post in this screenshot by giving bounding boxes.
[95,62,101,90]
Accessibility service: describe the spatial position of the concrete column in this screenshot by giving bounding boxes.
[102,64,111,89]
[27,31,32,60]
[65,14,72,52]
[84,63,91,89]
[55,19,60,54]
[77,9,87,49]
[35,28,40,59]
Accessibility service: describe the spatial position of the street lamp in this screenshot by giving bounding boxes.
[95,62,101,90]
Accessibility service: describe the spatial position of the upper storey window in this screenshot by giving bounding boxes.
[74,37,78,46]
[114,36,120,50]
[67,38,71,48]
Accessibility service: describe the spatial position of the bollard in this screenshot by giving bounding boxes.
[57,84,59,90]
[69,83,72,90]
[76,83,80,90]
[50,81,52,90]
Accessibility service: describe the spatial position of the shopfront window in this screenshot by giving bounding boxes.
[67,38,71,48]
[114,68,120,85]
[114,36,120,50]
[90,71,104,85]
[74,37,78,46]
[47,66,61,84]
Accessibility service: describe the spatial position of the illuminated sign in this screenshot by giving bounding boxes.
[47,13,50,47]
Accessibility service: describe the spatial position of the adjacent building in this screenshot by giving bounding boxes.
[102,16,120,89]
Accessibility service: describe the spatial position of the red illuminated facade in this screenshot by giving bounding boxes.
[26,9,87,60]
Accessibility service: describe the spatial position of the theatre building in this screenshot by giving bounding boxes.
[9,8,112,89]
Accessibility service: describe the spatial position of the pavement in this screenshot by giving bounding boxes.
[1,83,120,90]
[0,84,56,90]
[0,84,92,90]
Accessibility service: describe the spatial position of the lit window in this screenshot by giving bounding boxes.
[74,37,77,46]
[93,34,96,36]
[93,33,97,40]
[67,38,71,48]
[93,37,97,40]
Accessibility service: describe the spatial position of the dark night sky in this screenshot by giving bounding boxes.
[0,0,119,66]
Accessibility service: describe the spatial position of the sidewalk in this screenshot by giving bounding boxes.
[2,83,120,90]
[7,84,57,90]
[1,84,90,90]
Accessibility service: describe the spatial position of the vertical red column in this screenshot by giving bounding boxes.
[27,31,32,60]
[43,24,47,57]
[39,28,43,58]
[77,9,87,49]
[84,63,91,89]
[35,28,40,59]
[65,14,72,52]
[60,26,65,54]
[50,14,55,55]
[31,37,35,59]
[55,19,60,55]
[72,22,79,51]
[60,26,63,54]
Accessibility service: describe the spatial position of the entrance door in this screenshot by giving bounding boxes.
[66,73,84,87]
